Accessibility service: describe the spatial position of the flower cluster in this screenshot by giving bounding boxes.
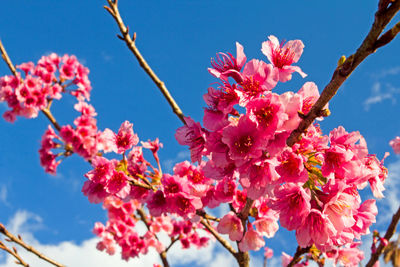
[94,196,209,261]
[0,53,91,122]
[176,35,387,258]
[0,36,391,267]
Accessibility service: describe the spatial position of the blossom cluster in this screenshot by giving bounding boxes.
[0,53,91,122]
[93,197,208,260]
[0,35,392,267]
[175,35,388,263]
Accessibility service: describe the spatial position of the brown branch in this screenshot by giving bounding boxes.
[286,0,400,146]
[0,224,64,267]
[0,241,30,267]
[196,210,220,222]
[165,237,178,253]
[137,208,170,267]
[104,0,186,125]
[366,205,400,267]
[374,20,400,49]
[41,108,62,132]
[0,40,17,76]
[287,246,311,267]
[200,218,237,256]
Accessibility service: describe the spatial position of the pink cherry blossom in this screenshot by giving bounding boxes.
[261,35,307,82]
[114,121,139,154]
[217,211,243,241]
[175,117,207,163]
[208,42,247,82]
[238,223,265,252]
[390,136,400,154]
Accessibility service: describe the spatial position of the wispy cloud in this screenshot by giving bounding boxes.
[363,67,400,111]
[0,185,10,207]
[101,51,113,62]
[162,150,190,173]
[0,210,258,267]
[370,66,400,80]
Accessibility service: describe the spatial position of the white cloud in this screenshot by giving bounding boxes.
[0,185,10,207]
[364,67,400,111]
[0,210,243,267]
[363,82,398,111]
[370,66,400,80]
[163,150,190,173]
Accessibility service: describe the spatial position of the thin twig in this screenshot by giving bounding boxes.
[366,205,400,267]
[165,237,178,253]
[286,0,400,146]
[196,210,220,222]
[41,108,62,132]
[200,218,237,256]
[104,0,186,124]
[137,208,170,267]
[0,40,17,76]
[0,224,64,267]
[287,246,311,267]
[0,241,30,267]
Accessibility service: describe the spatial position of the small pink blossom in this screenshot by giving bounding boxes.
[114,121,139,154]
[390,136,400,154]
[238,223,265,252]
[269,183,311,231]
[208,42,247,82]
[261,35,306,82]
[217,211,243,241]
[175,117,206,163]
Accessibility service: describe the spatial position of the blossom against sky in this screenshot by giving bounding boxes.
[0,1,399,266]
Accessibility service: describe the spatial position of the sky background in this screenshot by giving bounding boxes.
[0,1,400,266]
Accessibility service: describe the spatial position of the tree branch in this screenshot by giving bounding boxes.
[0,40,17,76]
[0,240,30,267]
[200,218,237,257]
[366,205,400,267]
[287,246,311,267]
[137,208,170,267]
[286,0,400,146]
[0,224,64,267]
[104,0,186,125]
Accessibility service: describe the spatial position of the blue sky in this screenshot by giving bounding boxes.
[0,1,400,266]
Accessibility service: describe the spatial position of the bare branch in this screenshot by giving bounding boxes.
[137,208,170,267]
[41,108,62,132]
[0,241,30,267]
[287,246,311,267]
[104,1,186,124]
[0,40,17,76]
[0,224,64,267]
[374,21,400,49]
[286,0,400,146]
[200,218,237,256]
[196,210,220,222]
[366,205,400,267]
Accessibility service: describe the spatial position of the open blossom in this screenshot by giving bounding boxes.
[238,223,265,252]
[114,121,139,154]
[175,117,207,163]
[269,183,311,231]
[208,42,247,82]
[261,35,306,82]
[390,136,400,154]
[217,211,243,241]
[295,209,337,249]
[222,115,266,165]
